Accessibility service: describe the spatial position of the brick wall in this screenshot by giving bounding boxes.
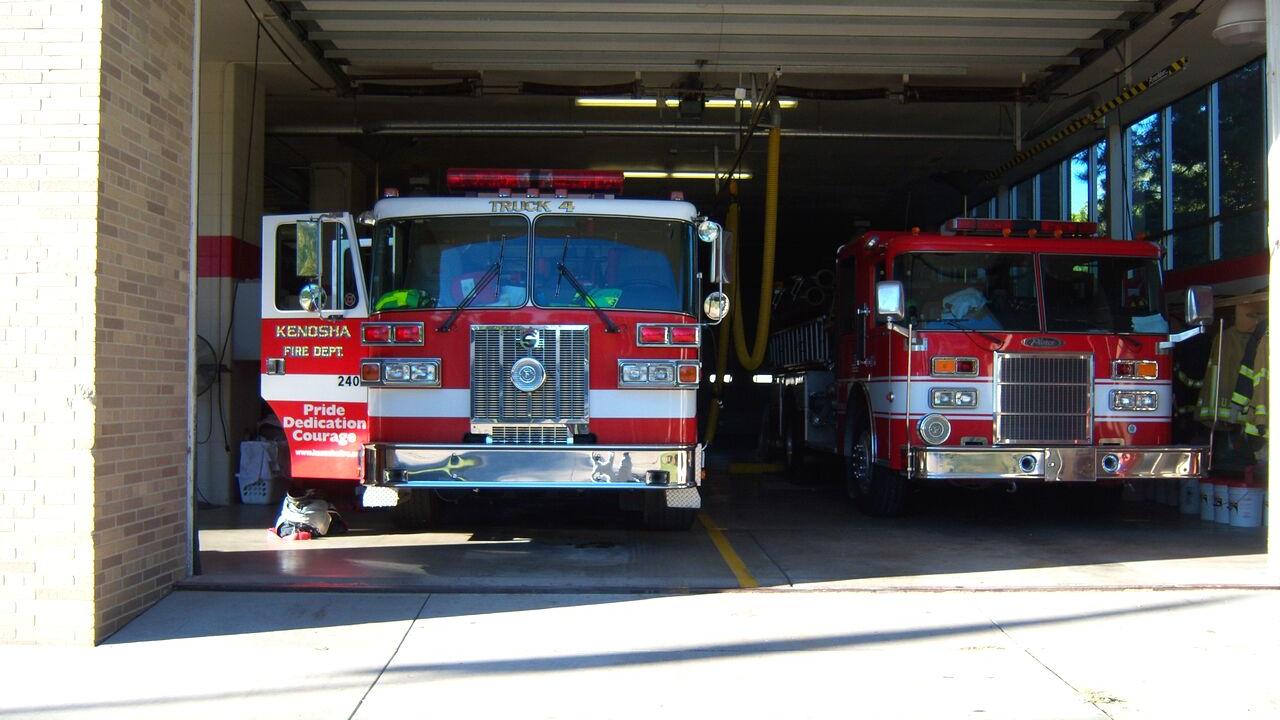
[0,0,194,645]
[94,0,193,640]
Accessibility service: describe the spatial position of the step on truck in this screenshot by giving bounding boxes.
[768,218,1212,515]
[260,169,730,529]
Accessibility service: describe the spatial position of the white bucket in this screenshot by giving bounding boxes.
[1213,483,1231,524]
[1229,485,1265,528]
[1180,478,1201,515]
[1199,481,1216,521]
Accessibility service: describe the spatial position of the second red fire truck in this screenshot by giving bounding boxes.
[769,218,1212,515]
[259,169,729,529]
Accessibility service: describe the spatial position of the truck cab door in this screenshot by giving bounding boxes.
[260,213,369,480]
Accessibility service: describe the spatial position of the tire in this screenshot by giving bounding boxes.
[845,422,908,517]
[782,395,810,484]
[641,491,698,531]
[391,490,439,529]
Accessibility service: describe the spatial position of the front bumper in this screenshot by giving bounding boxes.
[911,445,1205,482]
[362,442,701,490]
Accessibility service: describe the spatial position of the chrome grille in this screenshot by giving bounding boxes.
[994,353,1093,444]
[490,424,571,445]
[472,325,589,423]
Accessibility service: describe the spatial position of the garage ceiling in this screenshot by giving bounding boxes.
[206,0,1254,243]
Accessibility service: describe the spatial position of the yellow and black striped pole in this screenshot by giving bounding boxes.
[986,56,1189,181]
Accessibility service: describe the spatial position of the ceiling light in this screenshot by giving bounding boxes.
[1213,0,1265,46]
[664,98,798,109]
[622,171,752,181]
[574,97,658,108]
[670,171,752,180]
[575,97,797,109]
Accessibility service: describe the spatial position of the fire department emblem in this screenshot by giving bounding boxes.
[518,328,542,350]
[511,357,546,393]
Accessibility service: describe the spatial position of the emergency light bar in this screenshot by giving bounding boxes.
[446,168,625,194]
[944,218,1098,238]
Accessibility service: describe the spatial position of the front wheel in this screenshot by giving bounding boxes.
[391,489,440,529]
[845,425,908,517]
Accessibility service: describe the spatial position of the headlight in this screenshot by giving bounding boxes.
[366,359,441,386]
[1110,389,1159,411]
[619,360,699,387]
[930,387,978,408]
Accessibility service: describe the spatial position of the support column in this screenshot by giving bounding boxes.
[1107,119,1127,238]
[195,61,264,506]
[0,0,196,644]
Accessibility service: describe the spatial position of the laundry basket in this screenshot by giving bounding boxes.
[237,440,282,505]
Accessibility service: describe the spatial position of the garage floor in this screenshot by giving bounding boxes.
[190,466,1272,592]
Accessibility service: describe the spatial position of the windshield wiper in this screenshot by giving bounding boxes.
[556,261,619,333]
[438,236,505,332]
[942,319,1002,348]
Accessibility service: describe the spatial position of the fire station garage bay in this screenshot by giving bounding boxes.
[4,0,1280,646]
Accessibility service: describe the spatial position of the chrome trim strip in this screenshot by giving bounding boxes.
[363,442,700,489]
[911,445,1205,482]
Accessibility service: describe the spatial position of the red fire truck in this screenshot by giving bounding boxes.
[768,218,1212,516]
[260,169,729,529]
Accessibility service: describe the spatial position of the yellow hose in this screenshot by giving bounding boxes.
[731,125,780,371]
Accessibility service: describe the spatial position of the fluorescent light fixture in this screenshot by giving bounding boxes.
[664,98,798,109]
[574,97,658,108]
[623,171,752,180]
[575,97,797,109]
[671,171,752,180]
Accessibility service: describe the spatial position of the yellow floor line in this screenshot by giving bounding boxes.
[698,511,759,588]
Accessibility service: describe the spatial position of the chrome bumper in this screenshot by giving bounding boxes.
[362,443,702,490]
[911,445,1205,482]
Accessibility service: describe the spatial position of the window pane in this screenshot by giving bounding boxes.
[1038,165,1062,220]
[969,198,993,218]
[1170,89,1211,269]
[895,252,1039,332]
[1014,177,1034,219]
[1069,150,1090,222]
[1129,113,1163,240]
[1094,140,1109,235]
[1042,255,1169,335]
[1218,59,1266,260]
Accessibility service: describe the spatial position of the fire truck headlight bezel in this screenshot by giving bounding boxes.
[918,413,952,445]
[1110,389,1159,411]
[364,359,441,387]
[929,387,978,408]
[618,360,700,388]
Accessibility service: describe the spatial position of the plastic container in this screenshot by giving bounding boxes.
[1213,482,1231,524]
[1229,483,1264,528]
[1199,480,1216,521]
[237,440,282,505]
[1180,477,1201,515]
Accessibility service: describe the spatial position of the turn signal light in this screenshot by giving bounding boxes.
[932,357,978,376]
[1113,360,1158,379]
[637,324,700,347]
[669,326,700,345]
[360,361,382,383]
[677,363,700,384]
[362,322,424,346]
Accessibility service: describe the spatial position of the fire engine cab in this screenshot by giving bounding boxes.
[769,218,1213,516]
[260,169,729,530]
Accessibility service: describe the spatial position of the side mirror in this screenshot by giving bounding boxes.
[875,281,905,322]
[704,291,730,322]
[299,283,327,314]
[1185,285,1213,327]
[295,219,322,278]
[698,219,724,283]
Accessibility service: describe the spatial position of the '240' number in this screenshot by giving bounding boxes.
[337,375,361,387]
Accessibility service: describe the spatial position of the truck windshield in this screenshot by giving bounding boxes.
[1041,255,1169,334]
[532,216,695,314]
[368,215,530,311]
[894,252,1038,331]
